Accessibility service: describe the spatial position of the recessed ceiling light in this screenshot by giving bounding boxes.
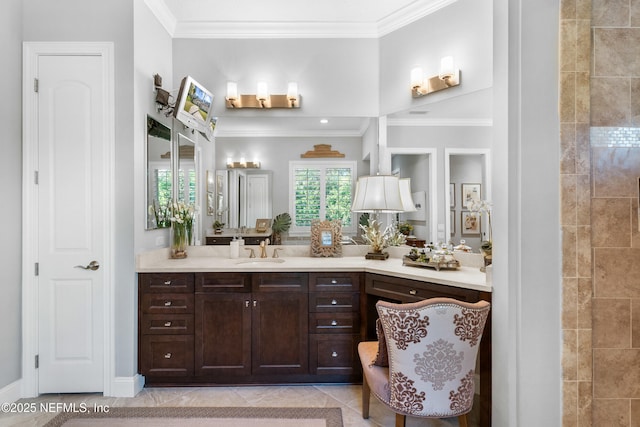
[320,119,329,124]
[409,110,428,115]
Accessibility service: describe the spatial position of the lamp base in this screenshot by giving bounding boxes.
[365,252,389,260]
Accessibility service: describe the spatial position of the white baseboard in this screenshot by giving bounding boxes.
[109,374,145,397]
[0,379,22,403]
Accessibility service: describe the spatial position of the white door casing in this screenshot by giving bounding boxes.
[22,42,115,397]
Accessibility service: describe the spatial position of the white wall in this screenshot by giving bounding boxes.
[0,0,24,390]
[379,0,493,116]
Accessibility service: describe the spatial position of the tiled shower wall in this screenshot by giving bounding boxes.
[562,0,640,425]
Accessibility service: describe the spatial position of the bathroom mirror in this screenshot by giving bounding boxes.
[218,169,273,230]
[145,116,172,230]
[445,148,491,251]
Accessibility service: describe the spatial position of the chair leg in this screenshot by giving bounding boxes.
[458,413,468,427]
[395,413,406,427]
[361,376,370,419]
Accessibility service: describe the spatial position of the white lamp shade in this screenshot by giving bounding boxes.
[226,82,238,100]
[410,67,423,88]
[256,81,269,101]
[287,82,298,100]
[351,175,404,213]
[439,56,455,79]
[399,178,417,212]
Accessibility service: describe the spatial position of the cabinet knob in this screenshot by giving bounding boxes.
[331,351,338,357]
[331,320,338,326]
[331,279,337,284]
[253,300,257,307]
[164,301,172,306]
[409,290,417,295]
[245,300,250,308]
[331,299,338,305]
[164,353,172,359]
[164,280,171,285]
[164,321,172,327]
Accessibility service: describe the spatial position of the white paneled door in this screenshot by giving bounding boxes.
[36,54,105,393]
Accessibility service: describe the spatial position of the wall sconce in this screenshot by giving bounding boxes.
[226,157,261,169]
[226,81,300,109]
[411,56,460,98]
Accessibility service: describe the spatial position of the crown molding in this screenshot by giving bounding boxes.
[146,0,457,39]
[387,117,493,127]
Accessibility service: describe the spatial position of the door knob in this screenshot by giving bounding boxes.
[74,260,100,271]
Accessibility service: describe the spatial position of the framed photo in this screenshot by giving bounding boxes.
[461,211,481,236]
[450,210,455,235]
[450,183,456,208]
[310,219,342,257]
[461,183,481,208]
[255,218,271,232]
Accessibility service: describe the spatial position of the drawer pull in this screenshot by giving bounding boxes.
[164,280,171,285]
[164,301,172,306]
[331,351,338,357]
[164,353,172,359]
[245,300,250,308]
[331,279,337,284]
[409,290,417,295]
[331,299,338,305]
[331,320,338,326]
[164,321,172,327]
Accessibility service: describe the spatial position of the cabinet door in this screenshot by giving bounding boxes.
[252,291,308,375]
[195,293,251,376]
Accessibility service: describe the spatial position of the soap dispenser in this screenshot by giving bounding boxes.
[229,237,240,259]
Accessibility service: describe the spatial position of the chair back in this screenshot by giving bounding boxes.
[376,297,490,418]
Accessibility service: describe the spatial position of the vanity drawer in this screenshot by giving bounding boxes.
[309,292,359,312]
[205,236,233,245]
[309,272,361,292]
[309,334,360,376]
[141,314,194,335]
[139,273,194,293]
[309,312,359,334]
[365,273,478,303]
[140,335,194,377]
[141,293,194,314]
[195,272,252,293]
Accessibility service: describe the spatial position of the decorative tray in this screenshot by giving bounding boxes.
[402,255,460,271]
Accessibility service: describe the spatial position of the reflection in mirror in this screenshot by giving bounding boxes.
[176,133,196,205]
[445,149,491,252]
[218,169,272,230]
[146,116,172,229]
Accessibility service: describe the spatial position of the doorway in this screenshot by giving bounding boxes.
[22,42,115,396]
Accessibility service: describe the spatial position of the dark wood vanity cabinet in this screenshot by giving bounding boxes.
[308,272,362,380]
[138,273,195,378]
[194,272,308,381]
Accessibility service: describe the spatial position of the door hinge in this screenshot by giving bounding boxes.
[34,171,39,185]
[35,354,39,369]
[34,263,39,276]
[34,78,39,93]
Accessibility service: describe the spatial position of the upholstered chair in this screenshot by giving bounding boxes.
[358,297,490,427]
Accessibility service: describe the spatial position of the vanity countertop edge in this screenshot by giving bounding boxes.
[136,245,491,293]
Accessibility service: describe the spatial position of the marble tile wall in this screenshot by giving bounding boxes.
[562,0,640,425]
[560,0,592,426]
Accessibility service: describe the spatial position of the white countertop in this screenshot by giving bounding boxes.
[136,245,491,293]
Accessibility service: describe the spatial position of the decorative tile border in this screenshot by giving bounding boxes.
[591,127,640,147]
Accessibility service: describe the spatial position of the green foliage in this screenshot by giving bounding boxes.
[272,212,292,233]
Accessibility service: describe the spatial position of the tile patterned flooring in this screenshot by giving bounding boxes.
[0,385,469,427]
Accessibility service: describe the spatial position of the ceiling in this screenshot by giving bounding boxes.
[145,0,491,137]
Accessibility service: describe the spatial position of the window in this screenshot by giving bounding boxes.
[289,161,357,235]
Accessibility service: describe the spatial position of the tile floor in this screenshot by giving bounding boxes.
[0,385,470,427]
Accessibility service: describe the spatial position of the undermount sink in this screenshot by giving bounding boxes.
[234,258,285,265]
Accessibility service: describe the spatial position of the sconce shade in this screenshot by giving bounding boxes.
[399,178,417,212]
[226,82,238,101]
[439,56,455,80]
[287,82,299,101]
[411,67,424,88]
[256,82,269,101]
[351,175,404,213]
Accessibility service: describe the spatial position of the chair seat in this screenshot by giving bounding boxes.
[358,341,391,405]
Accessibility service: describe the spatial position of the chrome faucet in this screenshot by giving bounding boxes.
[259,238,270,258]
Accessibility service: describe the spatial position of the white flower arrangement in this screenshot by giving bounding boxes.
[468,199,492,246]
[359,219,406,253]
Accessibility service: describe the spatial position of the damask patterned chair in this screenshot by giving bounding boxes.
[358,297,490,427]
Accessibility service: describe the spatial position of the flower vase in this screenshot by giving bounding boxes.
[170,222,188,259]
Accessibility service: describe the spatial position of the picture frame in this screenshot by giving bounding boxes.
[255,218,271,233]
[461,183,481,208]
[310,219,342,257]
[461,211,481,236]
[450,183,456,208]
